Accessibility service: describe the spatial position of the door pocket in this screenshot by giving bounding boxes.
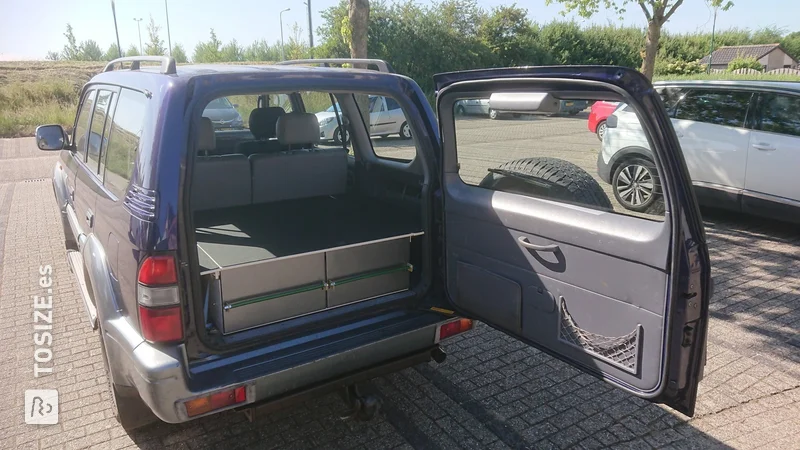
[456,262,522,334]
[558,297,642,374]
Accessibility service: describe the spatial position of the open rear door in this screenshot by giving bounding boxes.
[435,66,711,416]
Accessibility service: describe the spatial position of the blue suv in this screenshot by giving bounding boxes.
[36,56,711,430]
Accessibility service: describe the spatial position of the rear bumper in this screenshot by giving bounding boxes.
[109,310,443,423]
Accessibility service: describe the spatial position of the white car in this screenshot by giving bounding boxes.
[316,95,411,144]
[598,80,800,222]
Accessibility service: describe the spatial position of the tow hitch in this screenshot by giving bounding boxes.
[338,383,381,421]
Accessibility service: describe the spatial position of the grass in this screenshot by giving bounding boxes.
[0,61,103,137]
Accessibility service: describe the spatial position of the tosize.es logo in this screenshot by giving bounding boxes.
[25,390,59,425]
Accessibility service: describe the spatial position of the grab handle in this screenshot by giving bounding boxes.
[518,236,560,252]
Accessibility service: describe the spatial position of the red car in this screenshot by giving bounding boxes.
[588,101,619,140]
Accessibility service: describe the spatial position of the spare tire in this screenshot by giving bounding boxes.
[479,157,613,210]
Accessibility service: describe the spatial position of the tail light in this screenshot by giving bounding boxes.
[137,254,183,343]
[183,386,248,417]
[435,318,473,342]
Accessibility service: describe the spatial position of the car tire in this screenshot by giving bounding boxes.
[334,126,350,145]
[98,325,158,431]
[612,157,660,212]
[455,105,466,116]
[596,120,607,141]
[489,109,498,120]
[400,122,412,140]
[479,157,613,210]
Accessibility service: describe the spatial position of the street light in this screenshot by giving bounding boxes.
[280,8,291,61]
[133,18,143,54]
[304,1,313,49]
[164,0,172,56]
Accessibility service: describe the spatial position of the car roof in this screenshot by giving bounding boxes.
[653,79,800,93]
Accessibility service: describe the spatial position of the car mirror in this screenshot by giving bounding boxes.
[35,125,67,151]
[488,92,561,115]
[606,114,619,128]
[232,103,239,108]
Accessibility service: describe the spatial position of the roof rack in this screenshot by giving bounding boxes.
[275,58,394,73]
[103,56,177,75]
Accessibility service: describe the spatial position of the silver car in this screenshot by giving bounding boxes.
[317,95,412,144]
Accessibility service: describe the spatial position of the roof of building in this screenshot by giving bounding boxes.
[699,44,795,65]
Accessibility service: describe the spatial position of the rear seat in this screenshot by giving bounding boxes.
[250,113,348,204]
[192,118,252,211]
[235,107,286,156]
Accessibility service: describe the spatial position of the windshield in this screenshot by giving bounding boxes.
[205,97,232,110]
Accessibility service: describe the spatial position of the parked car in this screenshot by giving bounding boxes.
[317,95,411,144]
[202,96,244,129]
[597,80,800,222]
[588,100,620,140]
[455,98,491,116]
[34,57,711,431]
[488,93,588,119]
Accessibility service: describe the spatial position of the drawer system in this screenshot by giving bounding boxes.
[204,233,422,334]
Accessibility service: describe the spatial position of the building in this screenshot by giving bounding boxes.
[699,44,797,71]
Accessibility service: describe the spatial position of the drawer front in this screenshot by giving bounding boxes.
[326,238,411,307]
[326,238,410,278]
[223,289,326,333]
[221,253,325,301]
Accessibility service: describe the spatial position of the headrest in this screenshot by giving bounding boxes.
[198,117,215,153]
[249,107,286,140]
[276,113,320,146]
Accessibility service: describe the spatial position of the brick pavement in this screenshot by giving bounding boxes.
[0,136,798,450]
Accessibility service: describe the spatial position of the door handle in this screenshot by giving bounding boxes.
[518,236,560,252]
[85,210,94,227]
[752,142,776,151]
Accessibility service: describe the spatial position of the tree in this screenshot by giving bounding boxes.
[220,39,244,61]
[348,0,370,125]
[171,43,189,63]
[781,31,800,62]
[243,39,281,61]
[144,15,167,56]
[546,0,706,80]
[193,29,223,62]
[125,44,141,57]
[80,40,103,61]
[479,6,551,66]
[61,24,81,60]
[103,43,120,60]
[45,51,60,61]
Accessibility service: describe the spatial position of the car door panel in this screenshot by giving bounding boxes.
[745,93,800,203]
[435,66,711,416]
[444,183,669,391]
[670,89,753,191]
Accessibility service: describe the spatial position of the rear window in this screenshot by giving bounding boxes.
[105,89,148,197]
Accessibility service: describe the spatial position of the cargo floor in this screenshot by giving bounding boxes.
[195,195,421,271]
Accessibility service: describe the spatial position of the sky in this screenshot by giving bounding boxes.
[0,0,797,60]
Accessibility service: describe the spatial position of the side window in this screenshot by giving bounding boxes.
[455,93,665,221]
[73,90,97,161]
[105,89,147,197]
[359,94,415,162]
[385,97,401,111]
[674,89,752,128]
[87,90,114,177]
[756,94,800,137]
[658,87,684,117]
